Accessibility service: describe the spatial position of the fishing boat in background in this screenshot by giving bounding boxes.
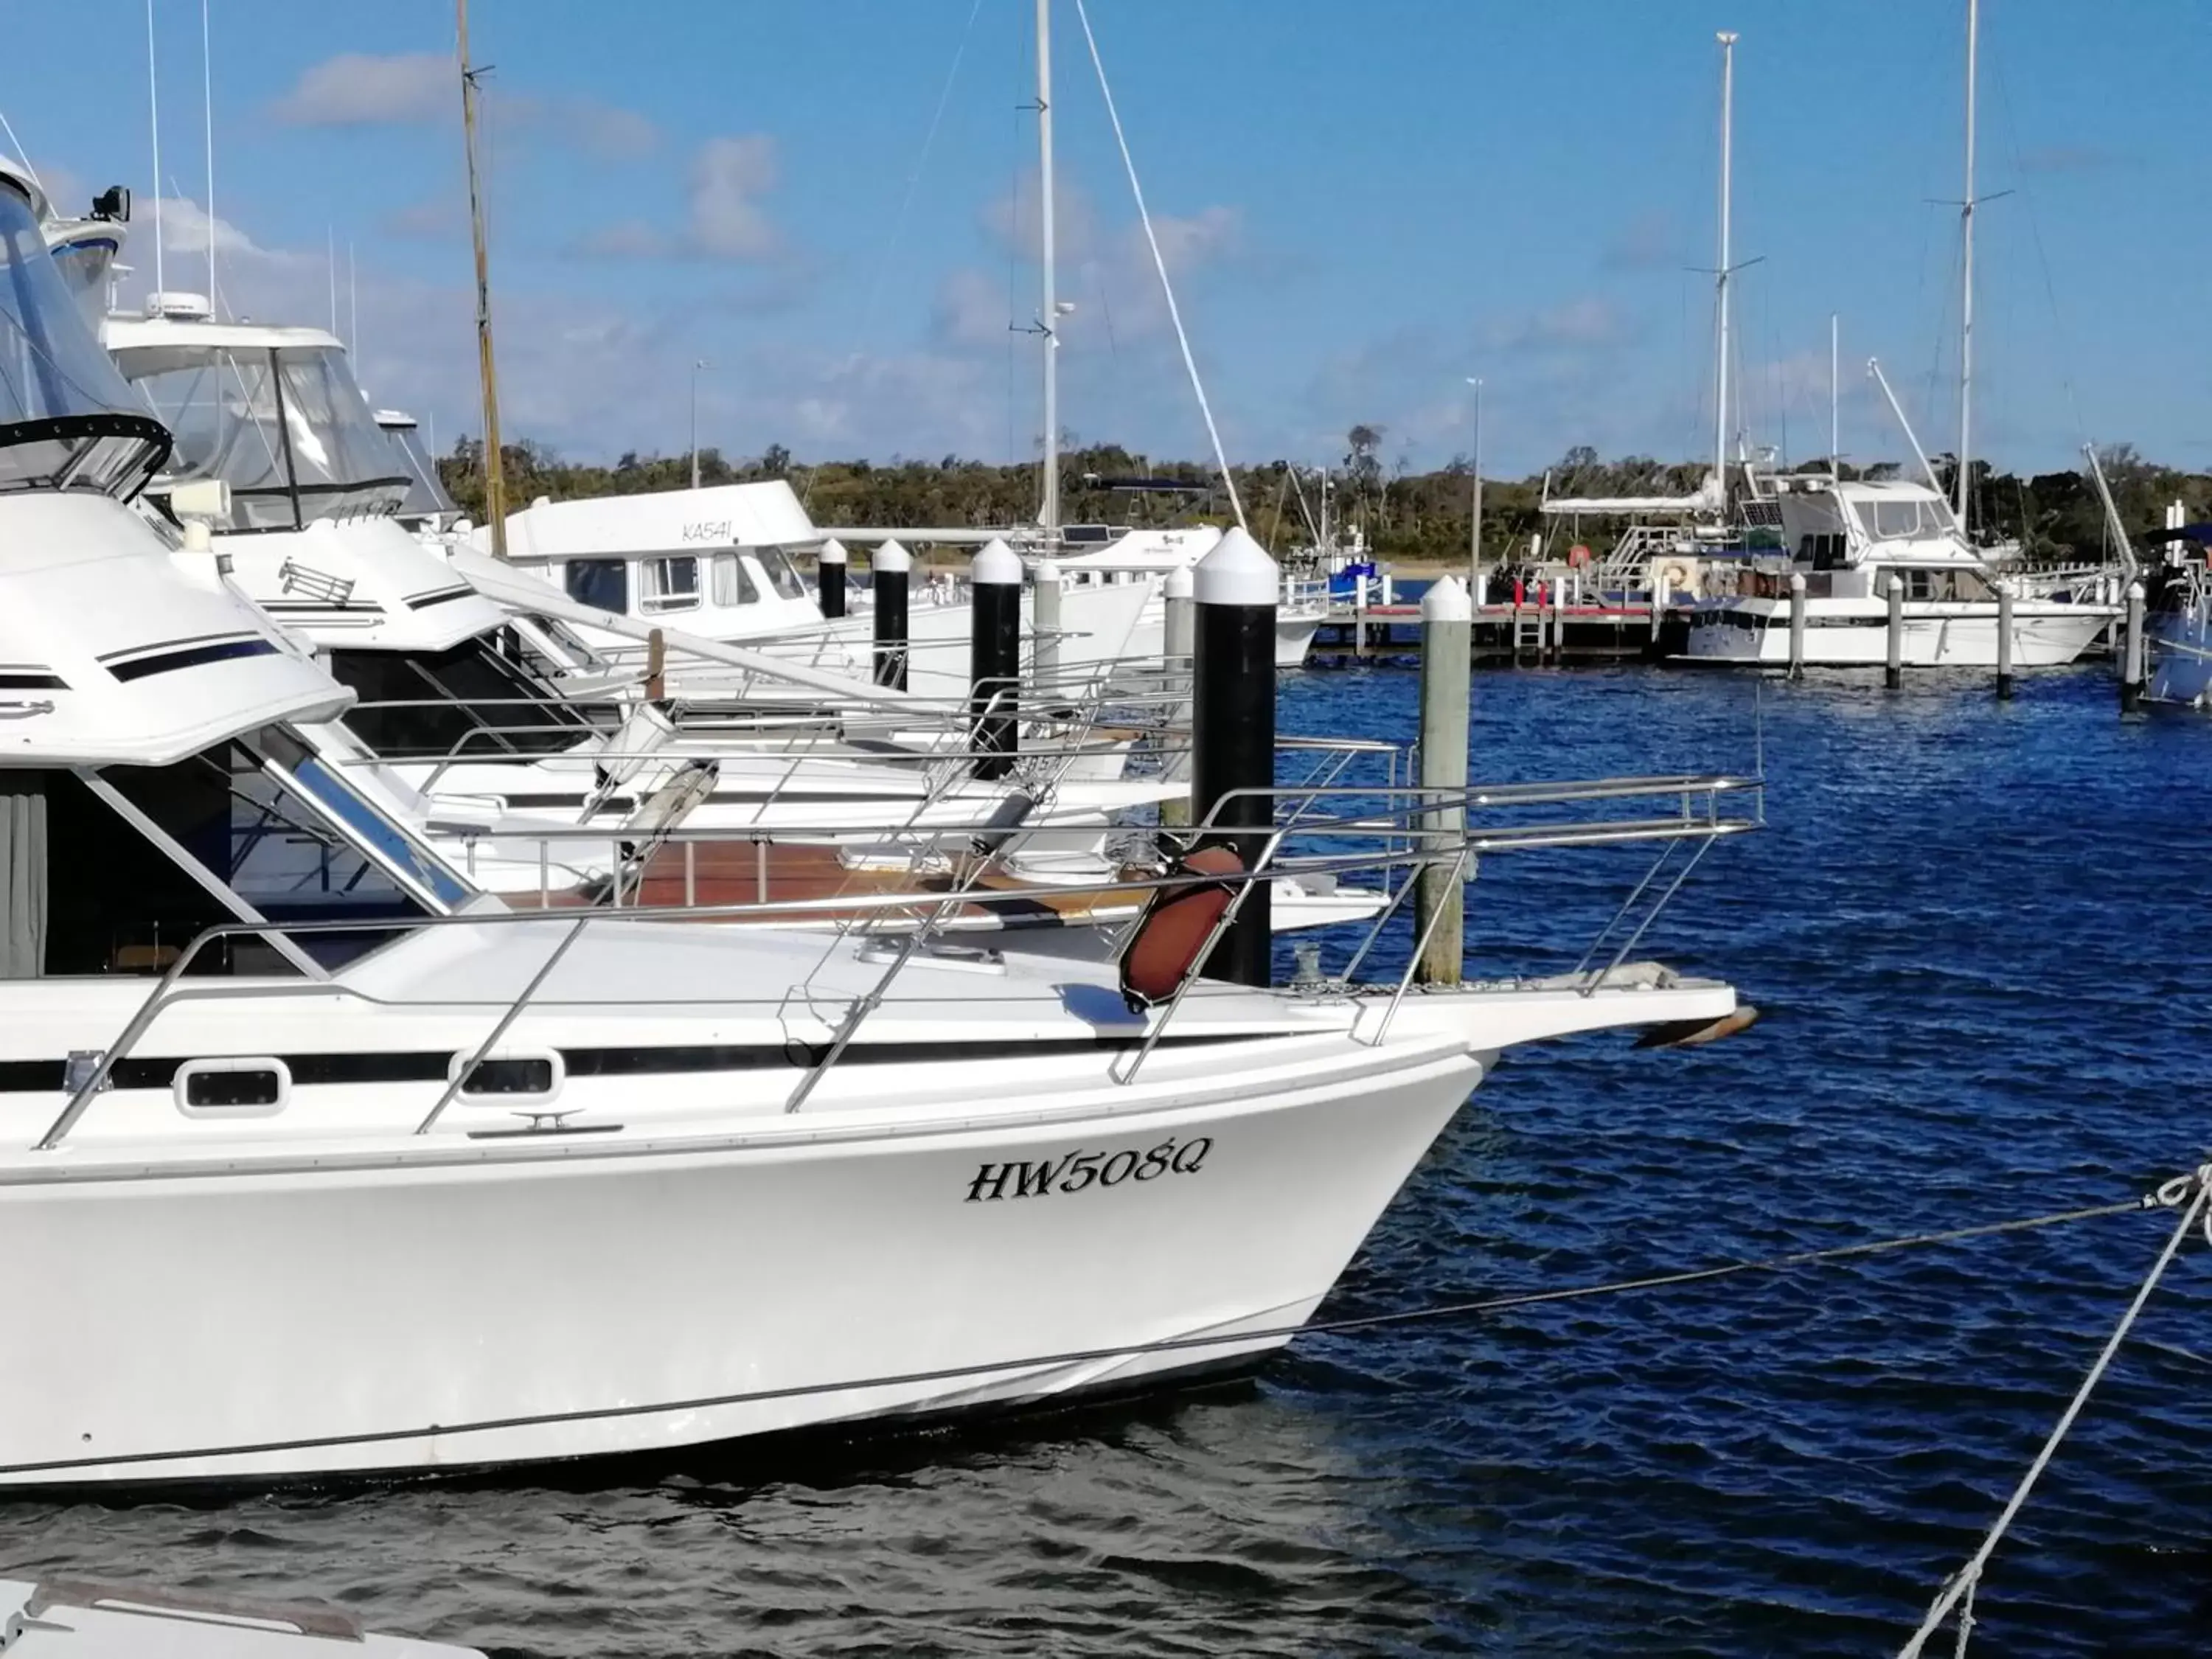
[1680,471,2116,667]
[2143,523,2212,706]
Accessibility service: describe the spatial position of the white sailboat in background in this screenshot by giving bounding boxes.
[1678,5,2118,669]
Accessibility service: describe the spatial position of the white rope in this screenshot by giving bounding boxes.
[1896,1164,2212,1657]
[1069,0,1245,532]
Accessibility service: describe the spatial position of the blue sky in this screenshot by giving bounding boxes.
[4,1,2202,477]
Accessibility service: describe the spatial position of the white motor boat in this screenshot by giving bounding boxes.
[0,1579,481,1659]
[0,155,1755,1489]
[1678,477,2116,667]
[1051,526,1326,669]
[482,484,1159,702]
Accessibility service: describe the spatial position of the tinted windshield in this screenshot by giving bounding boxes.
[327,640,599,761]
[0,184,167,494]
[117,341,408,531]
[95,725,470,965]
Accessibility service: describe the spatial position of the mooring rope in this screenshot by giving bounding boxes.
[1896,1164,2212,1657]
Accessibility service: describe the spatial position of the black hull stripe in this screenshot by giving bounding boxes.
[0,1034,1266,1093]
[107,639,281,682]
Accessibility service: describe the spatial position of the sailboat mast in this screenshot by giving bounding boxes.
[1713,31,1736,499]
[1830,312,1840,482]
[459,0,507,558]
[1035,0,1060,542]
[1956,0,1978,532]
[146,0,165,298]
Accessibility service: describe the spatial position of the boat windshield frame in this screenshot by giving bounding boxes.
[118,341,411,534]
[0,182,170,497]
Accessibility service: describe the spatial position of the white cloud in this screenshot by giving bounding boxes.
[271,52,452,128]
[978,172,1242,350]
[147,196,295,262]
[26,160,86,220]
[571,134,782,262]
[567,99,658,161]
[687,134,779,260]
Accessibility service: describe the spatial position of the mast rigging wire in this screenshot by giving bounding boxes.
[1068,0,1245,532]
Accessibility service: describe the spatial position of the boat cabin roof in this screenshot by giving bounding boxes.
[0,493,352,767]
[103,314,346,354]
[491,481,819,561]
[1049,526,1222,574]
[221,515,509,654]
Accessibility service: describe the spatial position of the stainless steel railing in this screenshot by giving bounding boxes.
[29,771,1759,1152]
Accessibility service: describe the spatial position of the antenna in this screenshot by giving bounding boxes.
[201,0,215,307]
[146,0,165,296]
[326,223,336,332]
[348,239,358,353]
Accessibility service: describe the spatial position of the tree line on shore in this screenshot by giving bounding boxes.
[436,431,2205,568]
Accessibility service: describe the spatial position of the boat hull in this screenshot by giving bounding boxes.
[0,1048,1478,1485]
[1677,599,2112,667]
[2149,606,2212,706]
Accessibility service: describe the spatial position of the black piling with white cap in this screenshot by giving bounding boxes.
[970,537,1022,779]
[817,537,848,619]
[872,539,911,690]
[1191,527,1277,987]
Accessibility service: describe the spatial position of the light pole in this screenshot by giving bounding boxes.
[1464,377,1484,599]
[689,357,711,490]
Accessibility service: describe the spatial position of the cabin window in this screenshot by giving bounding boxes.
[15,768,278,977]
[640,557,700,612]
[1858,498,1943,541]
[327,641,597,762]
[1799,533,1847,570]
[563,559,629,613]
[711,554,760,607]
[94,729,449,964]
[760,549,808,601]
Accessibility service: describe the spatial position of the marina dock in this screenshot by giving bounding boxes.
[1312,600,1663,664]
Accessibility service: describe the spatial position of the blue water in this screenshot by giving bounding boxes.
[7,665,2211,1656]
